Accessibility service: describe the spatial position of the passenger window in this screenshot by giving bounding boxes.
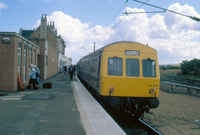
[126,59,139,77]
[91,58,98,73]
[142,59,156,77]
[108,57,123,76]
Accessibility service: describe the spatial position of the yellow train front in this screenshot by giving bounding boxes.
[77,41,160,117]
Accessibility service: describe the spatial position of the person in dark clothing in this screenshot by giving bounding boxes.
[64,66,67,74]
[69,65,74,80]
[73,65,76,76]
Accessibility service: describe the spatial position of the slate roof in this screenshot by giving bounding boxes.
[21,30,35,38]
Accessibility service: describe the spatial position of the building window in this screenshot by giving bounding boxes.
[108,57,123,76]
[18,43,22,76]
[33,49,36,65]
[23,45,27,81]
[45,55,48,66]
[142,59,156,77]
[126,58,139,77]
[29,46,32,65]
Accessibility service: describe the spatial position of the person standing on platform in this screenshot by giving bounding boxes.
[28,64,39,90]
[35,65,40,85]
[67,65,69,74]
[73,65,76,76]
[64,66,67,74]
[69,64,74,81]
[62,65,64,73]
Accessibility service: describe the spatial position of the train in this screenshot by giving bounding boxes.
[77,41,160,118]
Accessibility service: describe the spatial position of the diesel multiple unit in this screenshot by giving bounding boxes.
[77,41,160,117]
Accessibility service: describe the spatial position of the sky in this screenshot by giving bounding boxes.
[0,0,200,65]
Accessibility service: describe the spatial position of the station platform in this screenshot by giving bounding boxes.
[0,73,126,135]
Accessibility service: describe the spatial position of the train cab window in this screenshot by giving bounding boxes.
[126,58,139,77]
[108,57,123,76]
[142,59,156,77]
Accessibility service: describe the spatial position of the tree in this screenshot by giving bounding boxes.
[181,59,200,76]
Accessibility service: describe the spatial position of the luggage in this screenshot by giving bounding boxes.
[43,82,52,88]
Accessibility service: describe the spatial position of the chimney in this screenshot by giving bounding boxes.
[40,13,47,39]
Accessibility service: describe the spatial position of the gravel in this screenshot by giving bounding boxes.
[143,90,200,135]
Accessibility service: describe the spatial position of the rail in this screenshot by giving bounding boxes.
[139,119,163,135]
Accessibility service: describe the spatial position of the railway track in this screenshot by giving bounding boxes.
[161,75,200,87]
[138,119,162,135]
[78,77,162,135]
[107,111,162,135]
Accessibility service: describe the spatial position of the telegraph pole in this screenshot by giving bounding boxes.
[94,42,96,52]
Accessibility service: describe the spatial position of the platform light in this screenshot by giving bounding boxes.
[2,37,10,43]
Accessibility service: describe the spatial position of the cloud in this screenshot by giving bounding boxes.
[165,3,200,32]
[109,8,149,42]
[0,2,7,9]
[49,11,89,42]
[148,14,168,39]
[0,2,7,16]
[33,3,200,65]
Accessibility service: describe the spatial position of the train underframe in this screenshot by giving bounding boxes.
[102,96,159,119]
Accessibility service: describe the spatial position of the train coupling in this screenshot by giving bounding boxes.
[147,111,153,114]
[142,105,152,114]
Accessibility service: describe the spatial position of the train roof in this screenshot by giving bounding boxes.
[78,41,155,62]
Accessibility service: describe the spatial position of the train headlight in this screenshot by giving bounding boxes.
[149,89,154,94]
[109,87,114,93]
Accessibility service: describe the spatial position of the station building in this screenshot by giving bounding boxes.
[0,14,71,92]
[0,32,40,92]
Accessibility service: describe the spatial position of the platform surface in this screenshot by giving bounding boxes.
[0,73,126,135]
[73,77,126,135]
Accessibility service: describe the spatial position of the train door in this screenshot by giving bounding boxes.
[97,55,101,80]
[96,55,102,91]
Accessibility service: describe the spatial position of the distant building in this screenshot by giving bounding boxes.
[20,14,71,79]
[0,14,71,92]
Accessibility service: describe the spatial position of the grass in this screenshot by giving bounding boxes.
[160,69,200,80]
[160,69,181,76]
